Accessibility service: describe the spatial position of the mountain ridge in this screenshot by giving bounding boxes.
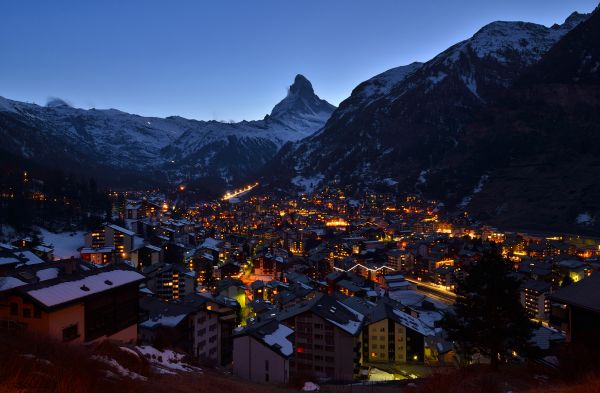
[0,74,335,189]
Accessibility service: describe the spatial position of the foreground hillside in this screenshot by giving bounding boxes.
[0,332,598,393]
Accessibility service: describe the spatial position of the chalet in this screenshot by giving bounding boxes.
[386,249,414,271]
[181,293,239,366]
[521,280,551,320]
[131,244,162,270]
[215,260,241,280]
[273,282,317,310]
[11,238,54,261]
[124,199,162,220]
[143,263,196,300]
[216,277,246,308]
[277,293,364,382]
[139,296,195,352]
[252,252,286,280]
[357,298,435,365]
[383,273,415,292]
[233,318,294,383]
[433,265,460,290]
[550,273,600,342]
[85,223,137,260]
[249,299,277,318]
[556,259,588,283]
[0,249,24,274]
[80,246,116,265]
[0,260,144,343]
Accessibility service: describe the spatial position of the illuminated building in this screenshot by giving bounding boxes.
[521,280,551,320]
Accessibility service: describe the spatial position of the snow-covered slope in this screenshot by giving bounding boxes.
[0,74,335,186]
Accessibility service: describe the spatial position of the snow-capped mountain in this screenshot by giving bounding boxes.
[271,11,589,193]
[0,74,335,187]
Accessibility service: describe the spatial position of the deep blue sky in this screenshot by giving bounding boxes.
[0,0,597,121]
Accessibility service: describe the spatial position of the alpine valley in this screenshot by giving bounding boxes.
[2,8,600,234]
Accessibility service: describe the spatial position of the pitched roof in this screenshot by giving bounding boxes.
[361,297,435,337]
[551,274,600,313]
[22,265,145,308]
[139,296,195,329]
[107,223,136,236]
[237,318,294,358]
[277,293,364,336]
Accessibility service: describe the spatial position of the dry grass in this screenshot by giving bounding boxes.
[0,331,297,393]
[0,331,146,393]
[1,331,598,393]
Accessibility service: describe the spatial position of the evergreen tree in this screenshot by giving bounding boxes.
[441,247,536,370]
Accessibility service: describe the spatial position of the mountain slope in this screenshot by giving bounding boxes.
[0,75,335,188]
[271,12,589,194]
[446,7,600,234]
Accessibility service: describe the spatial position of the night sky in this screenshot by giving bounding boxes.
[1,0,597,121]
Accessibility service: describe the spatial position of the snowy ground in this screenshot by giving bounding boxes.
[135,346,201,374]
[37,228,86,259]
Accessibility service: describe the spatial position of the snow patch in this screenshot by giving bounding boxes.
[0,96,17,113]
[37,228,85,259]
[136,345,201,373]
[36,268,59,281]
[428,72,447,85]
[576,212,595,225]
[262,324,294,356]
[92,355,147,381]
[303,381,320,391]
[0,276,26,291]
[292,174,324,194]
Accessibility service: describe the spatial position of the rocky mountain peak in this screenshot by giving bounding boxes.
[562,11,588,29]
[289,74,315,97]
[270,74,335,120]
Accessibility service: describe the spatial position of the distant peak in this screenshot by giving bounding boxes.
[289,74,315,97]
[562,11,589,28]
[46,97,72,108]
[269,74,335,120]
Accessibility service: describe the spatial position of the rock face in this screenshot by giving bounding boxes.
[270,10,600,233]
[0,75,335,188]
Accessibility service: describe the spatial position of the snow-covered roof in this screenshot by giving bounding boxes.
[326,300,364,336]
[388,280,412,288]
[81,246,115,253]
[0,276,27,292]
[200,237,221,251]
[26,269,145,308]
[0,256,20,266]
[530,326,565,350]
[239,318,295,358]
[141,314,188,329]
[392,309,434,336]
[262,323,294,357]
[107,224,136,236]
[36,268,60,282]
[278,294,364,336]
[144,244,162,252]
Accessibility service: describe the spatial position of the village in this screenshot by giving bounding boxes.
[1,183,599,385]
